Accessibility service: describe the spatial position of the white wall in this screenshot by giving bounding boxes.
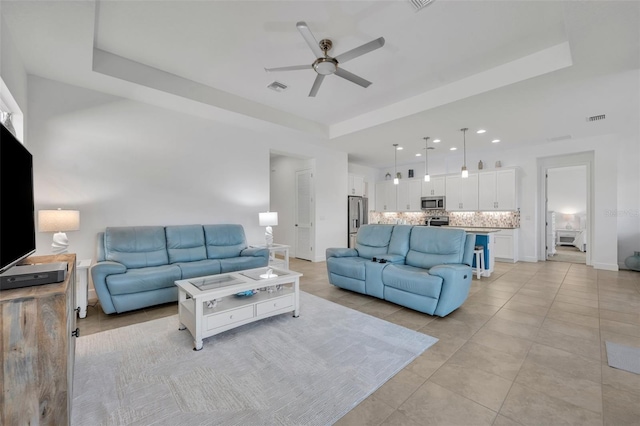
[27,76,348,268]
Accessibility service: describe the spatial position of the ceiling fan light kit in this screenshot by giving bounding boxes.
[264,21,385,97]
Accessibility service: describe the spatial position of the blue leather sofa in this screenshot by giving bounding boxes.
[91,224,269,314]
[326,224,475,317]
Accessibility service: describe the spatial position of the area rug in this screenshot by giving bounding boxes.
[72,291,437,425]
[605,341,640,375]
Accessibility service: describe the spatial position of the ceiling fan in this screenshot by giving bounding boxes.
[264,21,385,97]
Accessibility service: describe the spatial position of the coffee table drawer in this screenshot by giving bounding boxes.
[206,305,254,330]
[256,294,294,316]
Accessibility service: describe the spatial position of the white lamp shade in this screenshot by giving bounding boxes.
[259,211,278,227]
[38,209,80,232]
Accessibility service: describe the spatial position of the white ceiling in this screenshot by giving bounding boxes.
[2,0,639,168]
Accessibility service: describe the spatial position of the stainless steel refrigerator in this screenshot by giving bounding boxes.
[348,196,368,248]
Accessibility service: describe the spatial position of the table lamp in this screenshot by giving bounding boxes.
[259,211,278,246]
[38,209,80,254]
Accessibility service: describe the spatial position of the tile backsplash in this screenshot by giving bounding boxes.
[369,210,520,228]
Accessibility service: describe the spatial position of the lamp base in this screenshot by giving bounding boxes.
[52,232,69,254]
[265,226,273,246]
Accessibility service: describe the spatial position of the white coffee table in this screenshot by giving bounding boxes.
[175,267,302,351]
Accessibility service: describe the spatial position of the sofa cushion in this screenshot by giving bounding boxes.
[203,224,247,259]
[106,264,182,296]
[105,226,169,269]
[166,225,207,263]
[405,227,467,269]
[355,225,395,259]
[220,256,270,273]
[388,225,412,257]
[176,259,221,279]
[326,256,370,280]
[382,264,443,299]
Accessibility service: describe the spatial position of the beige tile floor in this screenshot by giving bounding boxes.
[81,259,640,425]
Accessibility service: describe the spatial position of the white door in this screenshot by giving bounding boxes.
[295,169,314,261]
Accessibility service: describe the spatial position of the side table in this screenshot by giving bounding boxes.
[76,258,92,318]
[251,244,290,269]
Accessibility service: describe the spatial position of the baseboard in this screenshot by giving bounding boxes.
[495,257,517,263]
[592,262,619,271]
[88,289,97,302]
[521,256,539,263]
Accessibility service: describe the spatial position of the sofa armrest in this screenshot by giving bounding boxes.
[326,247,358,258]
[429,264,473,317]
[90,261,127,314]
[241,247,269,258]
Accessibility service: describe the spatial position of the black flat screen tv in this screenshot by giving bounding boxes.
[0,122,36,274]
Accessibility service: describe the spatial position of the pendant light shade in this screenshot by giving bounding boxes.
[423,136,431,182]
[460,128,469,178]
[393,143,399,185]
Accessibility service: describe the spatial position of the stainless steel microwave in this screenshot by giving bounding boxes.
[421,196,445,210]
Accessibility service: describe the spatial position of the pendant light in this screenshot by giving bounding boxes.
[423,136,431,182]
[460,127,469,178]
[393,143,399,185]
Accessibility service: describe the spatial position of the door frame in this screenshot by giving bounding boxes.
[537,151,594,265]
[294,167,315,261]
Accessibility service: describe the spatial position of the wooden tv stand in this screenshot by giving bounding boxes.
[1,254,77,425]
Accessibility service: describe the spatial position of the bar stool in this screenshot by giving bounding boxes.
[473,246,485,279]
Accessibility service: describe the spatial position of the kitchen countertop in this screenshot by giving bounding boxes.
[442,226,517,233]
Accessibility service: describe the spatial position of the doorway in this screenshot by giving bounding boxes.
[538,152,593,265]
[269,153,315,261]
[546,166,587,264]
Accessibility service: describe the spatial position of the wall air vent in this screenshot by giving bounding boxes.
[587,114,606,122]
[409,0,436,12]
[267,81,288,92]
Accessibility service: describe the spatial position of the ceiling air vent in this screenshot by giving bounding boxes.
[267,81,288,92]
[547,135,572,142]
[587,114,606,122]
[409,0,436,12]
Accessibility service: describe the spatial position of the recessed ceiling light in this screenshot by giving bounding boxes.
[433,139,441,143]
[450,147,457,151]
[396,146,403,150]
[492,139,500,143]
[415,153,422,157]
[477,129,486,134]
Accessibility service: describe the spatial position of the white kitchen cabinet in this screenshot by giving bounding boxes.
[493,229,518,262]
[478,169,517,211]
[348,174,365,196]
[398,179,422,211]
[421,176,446,197]
[445,173,478,211]
[375,181,397,212]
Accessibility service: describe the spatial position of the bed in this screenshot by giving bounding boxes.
[556,228,587,252]
[572,229,587,252]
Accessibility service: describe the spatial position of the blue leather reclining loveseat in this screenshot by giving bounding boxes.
[91,224,269,314]
[326,224,475,317]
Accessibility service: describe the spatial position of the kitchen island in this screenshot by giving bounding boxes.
[443,226,506,277]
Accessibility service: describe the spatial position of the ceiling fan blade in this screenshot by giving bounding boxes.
[335,37,385,64]
[334,68,372,88]
[296,21,324,58]
[264,65,311,72]
[309,74,325,97]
